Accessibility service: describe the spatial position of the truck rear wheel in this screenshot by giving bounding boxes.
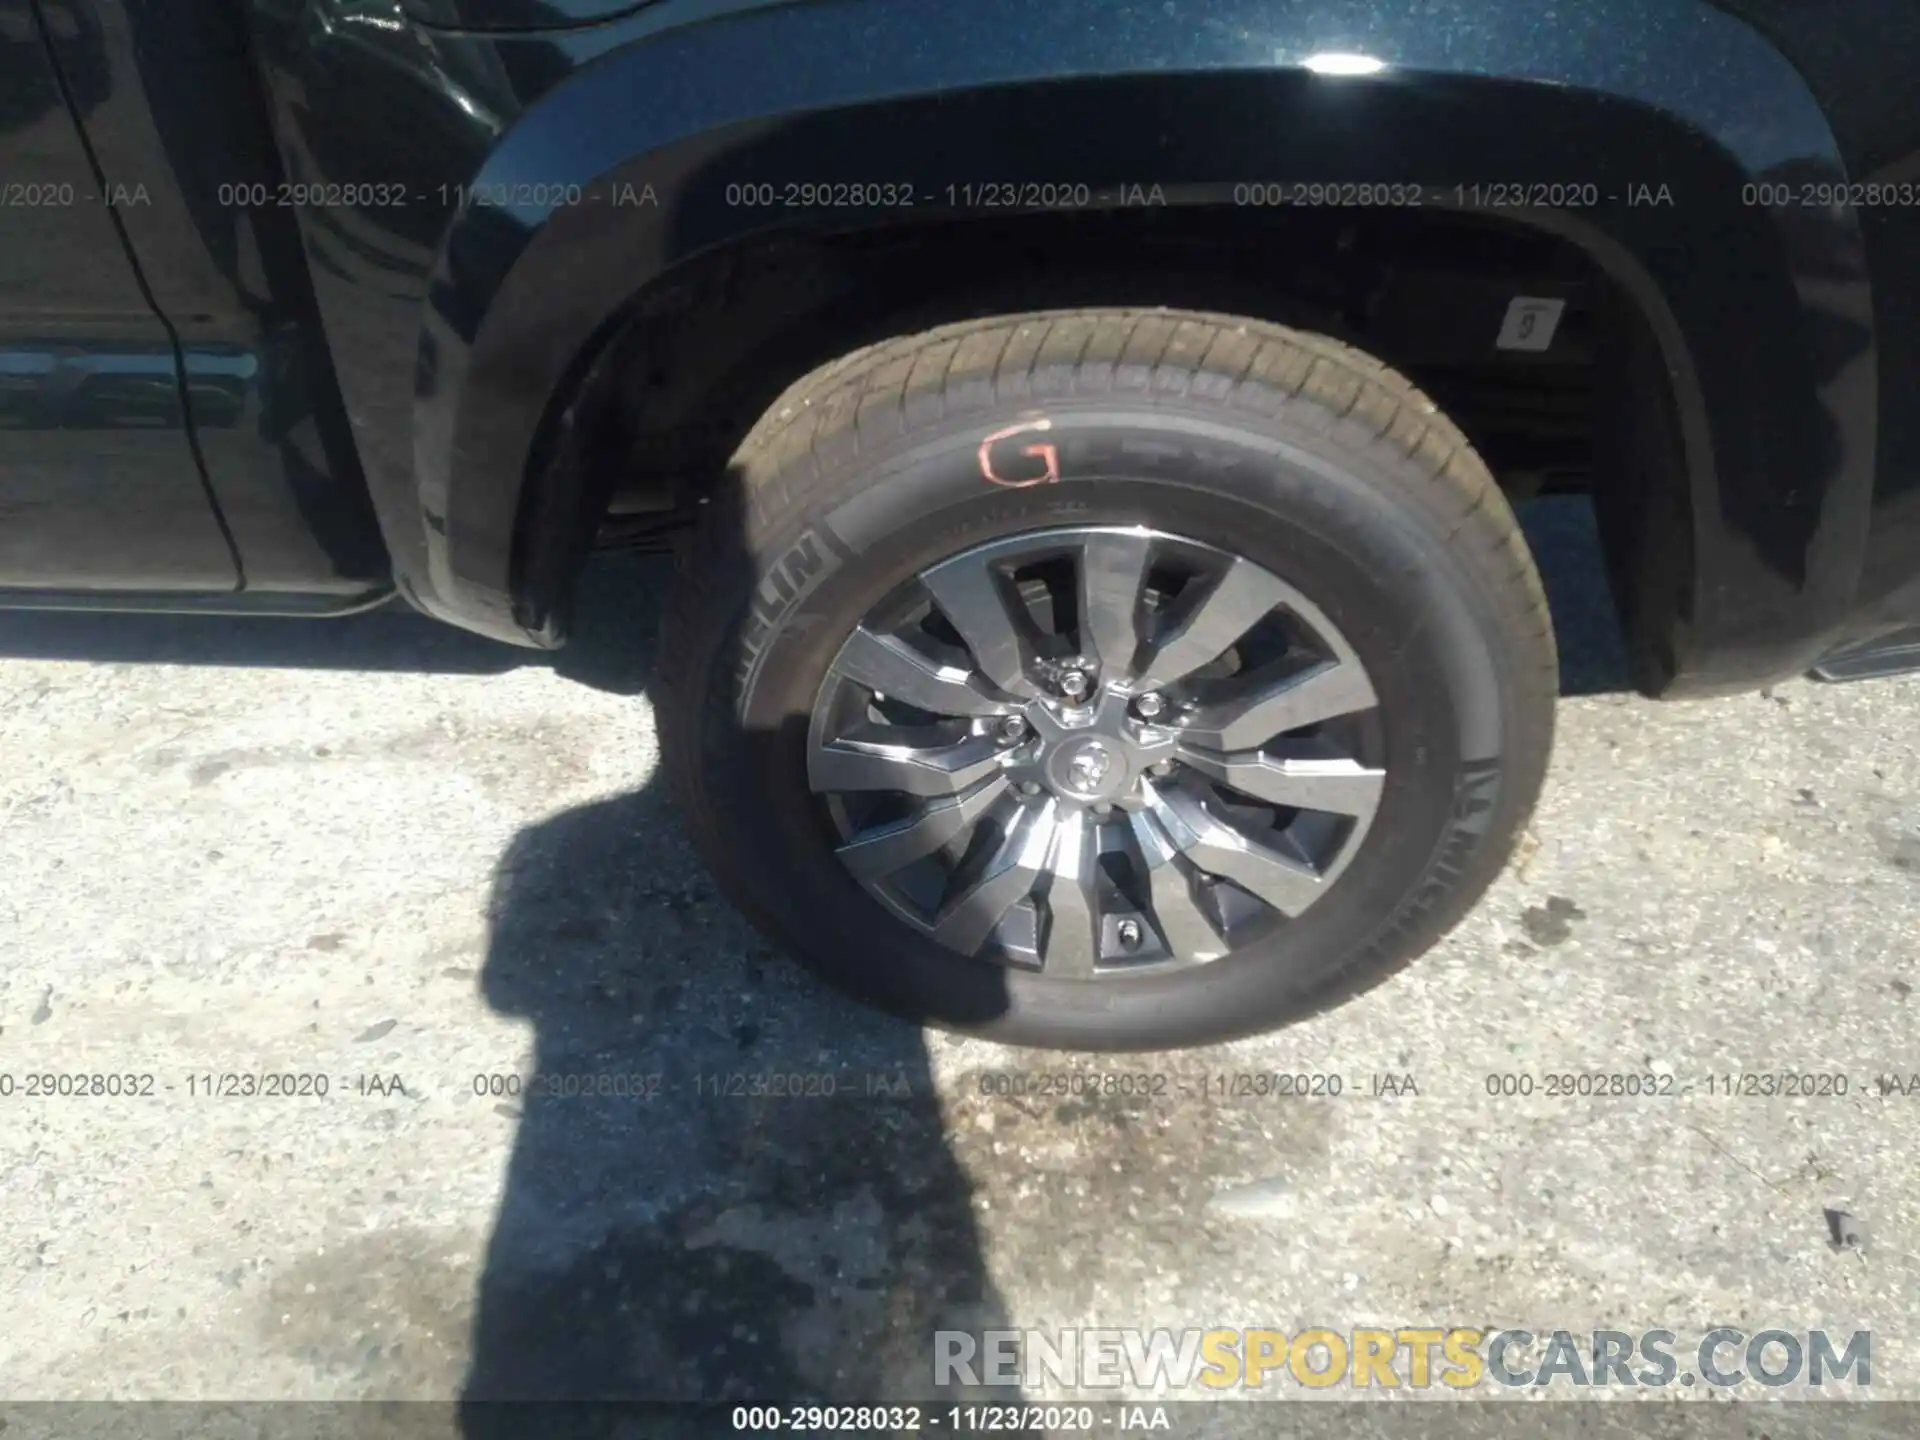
[659,308,1556,1050]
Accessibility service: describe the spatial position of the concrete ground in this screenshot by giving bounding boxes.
[0,500,1916,1423]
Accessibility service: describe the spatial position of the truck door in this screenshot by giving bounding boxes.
[0,0,238,596]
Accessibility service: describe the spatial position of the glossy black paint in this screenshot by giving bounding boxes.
[0,0,236,590]
[7,0,1920,696]
[52,0,392,601]
[1713,0,1920,644]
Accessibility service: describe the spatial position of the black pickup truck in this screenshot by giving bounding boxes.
[5,0,1917,1048]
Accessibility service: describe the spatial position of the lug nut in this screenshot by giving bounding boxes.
[1092,801,1113,817]
[1019,781,1043,796]
[1132,692,1165,719]
[1149,760,1175,777]
[1058,669,1091,699]
[998,715,1028,743]
[1116,918,1143,951]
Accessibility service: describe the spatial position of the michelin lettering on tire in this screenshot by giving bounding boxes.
[1408,756,1505,927]
[732,527,838,707]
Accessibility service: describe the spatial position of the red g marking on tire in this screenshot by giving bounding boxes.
[978,418,1059,487]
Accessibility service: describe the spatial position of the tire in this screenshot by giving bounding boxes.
[659,307,1556,1051]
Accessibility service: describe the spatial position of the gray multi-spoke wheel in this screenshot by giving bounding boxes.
[808,527,1385,977]
[662,307,1557,1049]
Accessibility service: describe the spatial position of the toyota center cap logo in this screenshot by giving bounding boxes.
[1065,741,1114,794]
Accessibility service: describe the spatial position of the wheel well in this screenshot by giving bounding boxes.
[548,204,1688,665]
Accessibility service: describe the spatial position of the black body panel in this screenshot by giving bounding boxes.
[0,0,235,591]
[1710,0,1920,640]
[49,0,393,603]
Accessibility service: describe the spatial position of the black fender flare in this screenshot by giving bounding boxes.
[411,0,1874,693]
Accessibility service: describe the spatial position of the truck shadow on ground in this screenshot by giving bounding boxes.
[457,769,1009,1418]
[456,557,1024,1426]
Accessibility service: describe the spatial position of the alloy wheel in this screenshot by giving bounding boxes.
[806,526,1386,977]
